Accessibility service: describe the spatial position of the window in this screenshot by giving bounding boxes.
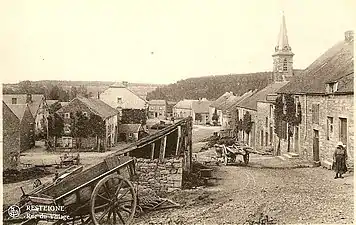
[83,112,88,117]
[283,59,288,71]
[312,104,319,124]
[12,98,17,104]
[117,97,122,104]
[326,82,338,93]
[159,107,162,110]
[265,117,268,127]
[64,124,71,134]
[129,133,133,138]
[327,117,333,140]
[64,113,70,119]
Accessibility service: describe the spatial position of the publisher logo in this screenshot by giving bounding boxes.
[8,205,21,218]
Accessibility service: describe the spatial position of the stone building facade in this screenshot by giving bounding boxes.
[3,102,21,170]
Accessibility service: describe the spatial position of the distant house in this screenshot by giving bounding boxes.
[56,97,119,150]
[118,124,145,142]
[236,82,289,148]
[209,92,234,126]
[173,99,210,124]
[3,94,48,137]
[5,103,35,152]
[166,101,176,118]
[3,102,21,170]
[99,82,148,114]
[148,100,167,119]
[276,31,354,167]
[192,99,211,125]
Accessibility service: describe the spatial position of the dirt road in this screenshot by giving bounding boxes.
[135,160,353,224]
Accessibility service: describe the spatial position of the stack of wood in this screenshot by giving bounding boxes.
[136,185,180,214]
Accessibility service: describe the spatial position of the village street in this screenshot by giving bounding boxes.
[3,125,354,224]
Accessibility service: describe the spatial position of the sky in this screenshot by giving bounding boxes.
[0,0,355,85]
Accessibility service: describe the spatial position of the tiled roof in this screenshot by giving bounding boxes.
[278,38,354,94]
[149,100,167,105]
[226,90,258,112]
[46,100,59,106]
[7,104,30,121]
[192,100,211,114]
[174,99,194,109]
[58,97,118,119]
[119,124,142,133]
[3,94,44,117]
[210,92,234,109]
[237,82,289,111]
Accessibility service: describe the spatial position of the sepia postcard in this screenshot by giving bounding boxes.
[1,1,355,224]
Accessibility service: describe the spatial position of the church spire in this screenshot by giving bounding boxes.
[275,11,292,53]
[272,12,294,83]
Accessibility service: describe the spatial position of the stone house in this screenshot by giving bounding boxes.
[56,97,119,150]
[166,101,176,118]
[209,92,234,126]
[173,99,210,124]
[192,99,211,125]
[118,124,144,142]
[3,94,48,138]
[5,103,35,152]
[236,82,288,148]
[3,102,21,170]
[148,100,167,119]
[277,31,354,167]
[99,82,148,117]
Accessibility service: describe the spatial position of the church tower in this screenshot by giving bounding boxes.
[272,12,294,82]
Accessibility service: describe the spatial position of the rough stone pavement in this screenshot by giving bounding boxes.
[134,156,353,224]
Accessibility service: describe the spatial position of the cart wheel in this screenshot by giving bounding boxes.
[91,174,137,225]
[243,154,249,165]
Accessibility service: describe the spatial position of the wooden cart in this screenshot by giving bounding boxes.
[4,155,137,225]
[215,144,251,166]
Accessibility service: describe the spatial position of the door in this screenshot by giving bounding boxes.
[313,129,319,161]
[294,126,299,153]
[339,118,347,146]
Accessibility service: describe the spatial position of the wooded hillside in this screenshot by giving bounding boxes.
[147,72,272,101]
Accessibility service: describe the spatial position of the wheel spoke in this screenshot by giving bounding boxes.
[117,199,133,204]
[98,206,111,222]
[117,188,130,200]
[115,209,126,224]
[115,180,123,196]
[104,183,114,199]
[95,203,110,211]
[119,205,132,214]
[98,194,112,203]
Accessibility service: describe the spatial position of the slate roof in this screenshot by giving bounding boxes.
[174,99,194,109]
[149,100,167,105]
[46,100,59,106]
[237,82,289,111]
[108,81,148,101]
[119,124,142,134]
[210,92,234,109]
[58,97,118,119]
[7,104,30,121]
[192,100,211,114]
[225,90,258,112]
[278,38,354,94]
[3,94,44,117]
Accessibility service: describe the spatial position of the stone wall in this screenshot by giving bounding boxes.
[256,102,273,151]
[135,157,183,194]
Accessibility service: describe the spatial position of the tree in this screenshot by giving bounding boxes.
[284,94,302,152]
[274,95,284,155]
[78,85,88,97]
[49,85,61,100]
[47,113,64,150]
[89,114,106,151]
[72,112,89,149]
[242,111,253,144]
[70,86,78,100]
[212,109,219,125]
[19,80,32,93]
[121,109,147,125]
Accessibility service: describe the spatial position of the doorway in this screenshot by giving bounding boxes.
[294,126,299,153]
[313,129,319,162]
[339,118,347,146]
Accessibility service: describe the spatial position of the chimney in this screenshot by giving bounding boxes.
[345,30,354,42]
[26,94,32,103]
[122,81,128,87]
